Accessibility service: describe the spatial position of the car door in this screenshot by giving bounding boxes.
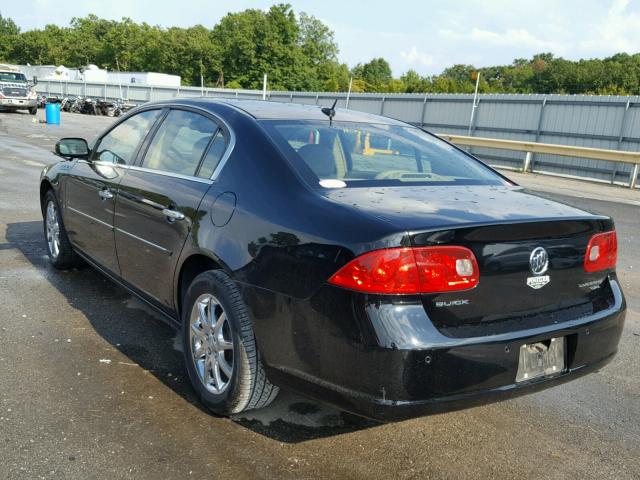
[63,109,163,274]
[114,107,229,309]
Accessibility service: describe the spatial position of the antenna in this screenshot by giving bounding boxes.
[321,99,338,126]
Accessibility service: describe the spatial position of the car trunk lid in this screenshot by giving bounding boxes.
[412,218,615,337]
[322,185,615,336]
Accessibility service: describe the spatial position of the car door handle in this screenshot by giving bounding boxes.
[98,189,114,200]
[162,208,185,221]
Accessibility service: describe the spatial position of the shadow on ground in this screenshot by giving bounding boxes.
[3,220,377,443]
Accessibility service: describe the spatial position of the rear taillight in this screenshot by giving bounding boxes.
[328,246,479,294]
[584,231,617,273]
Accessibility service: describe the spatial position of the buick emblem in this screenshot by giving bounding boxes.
[529,247,549,275]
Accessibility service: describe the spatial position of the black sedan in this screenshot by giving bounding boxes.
[39,99,626,421]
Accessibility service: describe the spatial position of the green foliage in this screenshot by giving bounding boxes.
[0,12,20,35]
[352,58,393,92]
[0,12,21,61]
[0,5,341,90]
[2,7,640,95]
[394,53,640,95]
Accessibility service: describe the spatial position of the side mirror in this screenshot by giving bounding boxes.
[55,138,89,159]
[32,76,38,86]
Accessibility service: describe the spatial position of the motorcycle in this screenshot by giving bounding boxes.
[97,99,122,117]
[59,96,69,111]
[120,101,136,114]
[68,96,83,113]
[79,97,98,115]
[61,96,79,112]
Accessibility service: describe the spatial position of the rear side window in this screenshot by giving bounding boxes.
[197,130,227,178]
[261,120,507,187]
[142,110,216,176]
[91,109,162,165]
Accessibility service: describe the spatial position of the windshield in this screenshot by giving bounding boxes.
[0,72,27,83]
[260,120,508,188]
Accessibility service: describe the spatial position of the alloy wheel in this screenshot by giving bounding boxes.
[45,200,60,259]
[189,294,234,394]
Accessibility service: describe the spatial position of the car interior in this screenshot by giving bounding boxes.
[272,123,494,185]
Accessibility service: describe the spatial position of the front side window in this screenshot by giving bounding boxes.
[141,110,216,176]
[261,120,508,187]
[91,109,162,165]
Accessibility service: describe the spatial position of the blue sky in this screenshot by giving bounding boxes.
[3,0,640,75]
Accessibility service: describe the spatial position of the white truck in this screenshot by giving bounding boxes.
[0,64,38,114]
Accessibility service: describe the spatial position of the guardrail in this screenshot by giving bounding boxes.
[439,134,640,189]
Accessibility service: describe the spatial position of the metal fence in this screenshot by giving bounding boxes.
[36,79,640,189]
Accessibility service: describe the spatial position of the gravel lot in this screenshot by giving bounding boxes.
[1,109,639,479]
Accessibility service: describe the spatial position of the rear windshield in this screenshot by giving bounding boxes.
[0,72,27,83]
[260,120,508,188]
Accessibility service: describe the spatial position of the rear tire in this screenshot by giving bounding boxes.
[42,190,81,269]
[182,270,279,415]
[28,106,37,115]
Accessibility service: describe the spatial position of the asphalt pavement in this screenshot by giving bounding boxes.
[0,109,638,479]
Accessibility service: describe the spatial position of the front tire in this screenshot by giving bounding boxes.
[42,190,79,269]
[28,106,37,115]
[182,270,279,415]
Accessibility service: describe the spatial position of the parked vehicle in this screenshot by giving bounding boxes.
[0,64,38,114]
[97,99,122,117]
[79,97,98,115]
[67,96,83,113]
[59,96,70,111]
[39,99,626,421]
[60,96,75,112]
[119,101,136,114]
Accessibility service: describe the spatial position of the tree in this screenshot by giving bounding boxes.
[66,15,114,67]
[3,9,640,95]
[298,13,338,65]
[297,12,343,91]
[10,26,70,65]
[211,4,342,91]
[353,57,392,92]
[400,70,432,93]
[0,12,21,61]
[0,12,19,35]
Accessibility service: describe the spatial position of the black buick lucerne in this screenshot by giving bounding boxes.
[40,99,626,421]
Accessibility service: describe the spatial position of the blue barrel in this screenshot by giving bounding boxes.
[45,103,61,125]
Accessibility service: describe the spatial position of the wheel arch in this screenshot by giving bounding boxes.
[39,179,54,212]
[175,251,228,321]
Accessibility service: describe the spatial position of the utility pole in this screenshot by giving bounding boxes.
[345,77,353,109]
[200,60,204,96]
[115,57,123,100]
[468,71,481,135]
[262,74,267,100]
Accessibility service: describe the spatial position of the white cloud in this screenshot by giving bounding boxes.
[580,0,640,53]
[400,47,435,69]
[440,27,563,52]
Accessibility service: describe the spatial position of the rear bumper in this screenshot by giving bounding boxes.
[0,98,36,108]
[257,278,626,422]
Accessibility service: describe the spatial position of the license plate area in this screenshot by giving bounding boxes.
[516,337,566,383]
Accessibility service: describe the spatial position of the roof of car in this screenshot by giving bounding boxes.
[156,98,408,126]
